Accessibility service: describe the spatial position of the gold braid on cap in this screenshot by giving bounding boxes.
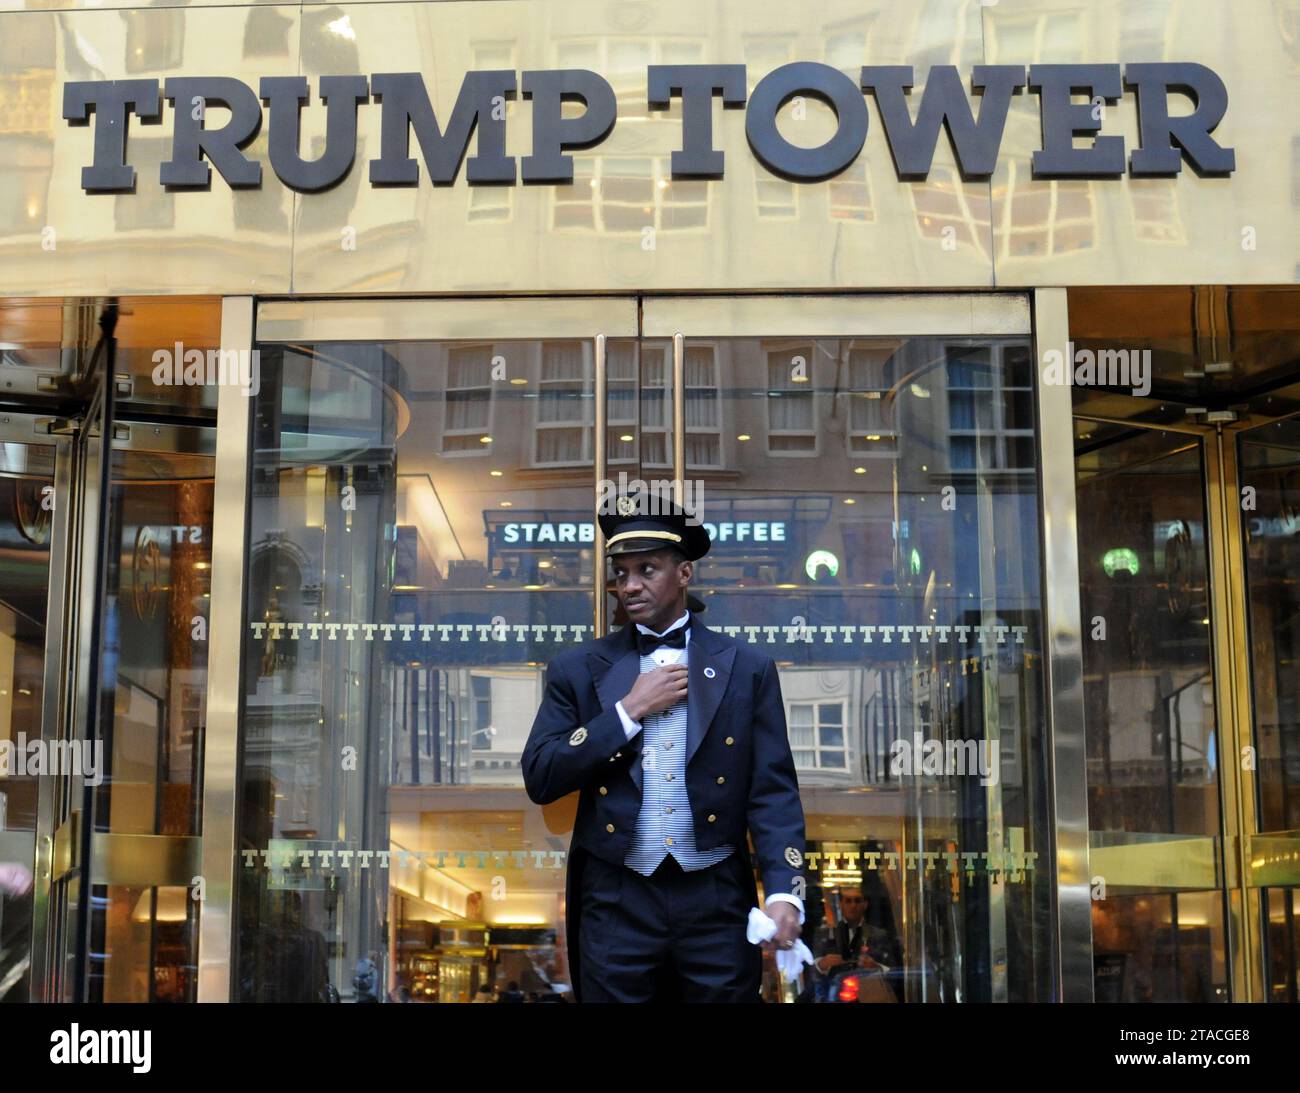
[605,529,683,549]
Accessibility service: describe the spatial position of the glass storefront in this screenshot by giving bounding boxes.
[0,287,1297,1003]
[232,296,1047,1003]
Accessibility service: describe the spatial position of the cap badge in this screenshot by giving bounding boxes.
[616,496,638,516]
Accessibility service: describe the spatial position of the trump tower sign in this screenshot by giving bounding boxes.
[63,62,1236,194]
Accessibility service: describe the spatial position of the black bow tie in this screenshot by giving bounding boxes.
[636,627,687,657]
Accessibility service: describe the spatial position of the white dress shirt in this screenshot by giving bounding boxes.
[615,609,804,921]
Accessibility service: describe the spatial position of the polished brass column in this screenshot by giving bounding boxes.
[1032,287,1095,1001]
[197,297,254,1003]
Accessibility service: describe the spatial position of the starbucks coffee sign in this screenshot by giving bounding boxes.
[63,62,1235,194]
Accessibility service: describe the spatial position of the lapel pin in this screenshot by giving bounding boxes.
[704,666,716,679]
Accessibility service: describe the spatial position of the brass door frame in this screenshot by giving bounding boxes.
[197,297,253,1004]
[642,292,1055,1003]
[1212,412,1300,1001]
[201,296,640,1001]
[1033,289,1094,1001]
[209,290,1108,1004]
[45,416,216,1000]
[0,414,73,1002]
[1072,404,1300,1003]
[0,391,217,1000]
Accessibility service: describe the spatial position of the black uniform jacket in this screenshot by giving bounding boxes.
[521,613,806,998]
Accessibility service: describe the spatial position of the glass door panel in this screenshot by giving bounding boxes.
[84,427,214,1002]
[1074,421,1229,1002]
[240,294,1048,1003]
[241,307,635,1002]
[641,297,1051,1003]
[1238,418,1300,1002]
[0,432,58,1003]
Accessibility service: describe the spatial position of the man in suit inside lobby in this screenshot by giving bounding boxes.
[811,883,904,1003]
[522,490,806,1002]
[813,885,901,978]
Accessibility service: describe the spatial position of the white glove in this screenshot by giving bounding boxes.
[746,907,815,980]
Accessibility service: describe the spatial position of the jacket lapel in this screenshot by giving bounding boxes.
[591,625,644,792]
[687,617,736,764]
[590,616,736,781]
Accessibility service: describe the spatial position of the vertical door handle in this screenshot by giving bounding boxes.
[593,334,608,636]
[672,332,685,504]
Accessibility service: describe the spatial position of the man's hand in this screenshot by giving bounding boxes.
[621,664,688,722]
[765,901,801,950]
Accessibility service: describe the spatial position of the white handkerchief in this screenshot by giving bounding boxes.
[746,906,777,944]
[746,907,816,980]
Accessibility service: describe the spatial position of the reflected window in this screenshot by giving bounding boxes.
[553,156,708,233]
[442,345,495,454]
[912,165,989,258]
[535,341,590,465]
[946,343,1035,472]
[829,160,875,223]
[996,163,1096,258]
[641,344,671,468]
[847,343,898,456]
[122,10,184,72]
[0,166,49,237]
[756,176,798,219]
[1128,184,1185,245]
[766,344,817,454]
[470,675,493,751]
[826,26,872,74]
[684,345,722,469]
[790,702,849,773]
